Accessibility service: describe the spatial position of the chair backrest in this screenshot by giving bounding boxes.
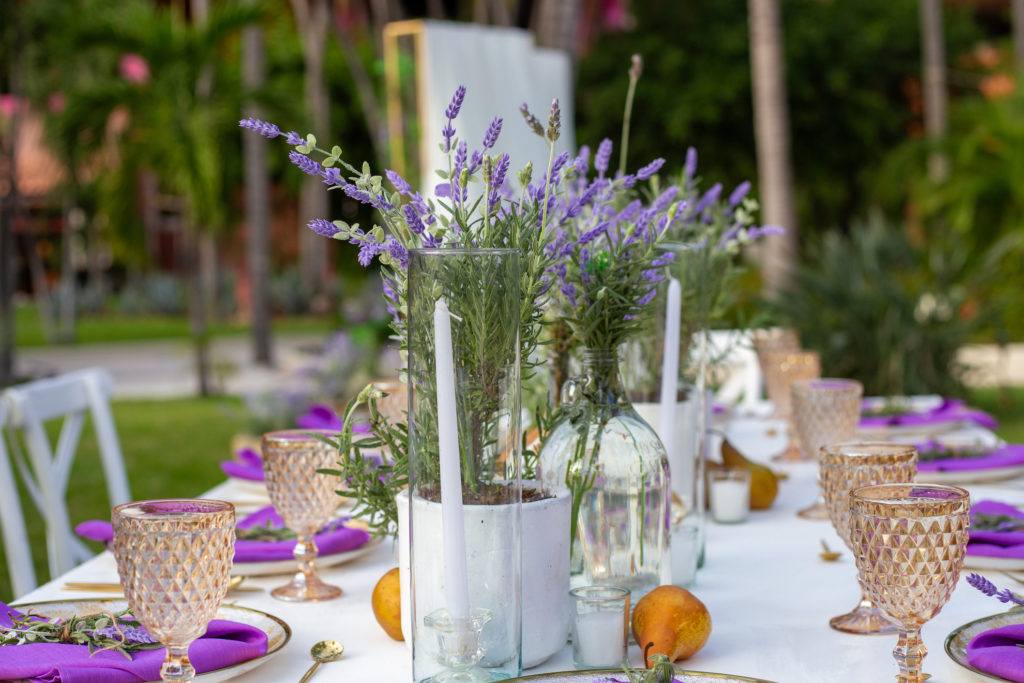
[0,401,37,598]
[1,368,131,589]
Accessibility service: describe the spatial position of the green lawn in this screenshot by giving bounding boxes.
[14,304,339,347]
[1,387,1022,603]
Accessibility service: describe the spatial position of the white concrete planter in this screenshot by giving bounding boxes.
[397,483,571,669]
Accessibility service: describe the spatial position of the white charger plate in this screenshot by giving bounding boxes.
[8,598,290,683]
[963,553,1024,572]
[507,670,778,682]
[232,535,382,576]
[916,463,1024,485]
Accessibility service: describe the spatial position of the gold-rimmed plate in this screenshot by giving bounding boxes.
[233,534,382,576]
[944,610,1024,682]
[506,669,778,682]
[8,598,290,683]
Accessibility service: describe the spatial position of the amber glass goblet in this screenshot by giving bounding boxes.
[820,443,917,634]
[850,483,970,683]
[752,327,800,359]
[262,429,343,601]
[792,378,863,519]
[760,350,820,461]
[112,499,235,682]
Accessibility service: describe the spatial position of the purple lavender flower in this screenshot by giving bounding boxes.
[728,180,751,207]
[321,167,342,186]
[519,103,544,137]
[403,205,425,236]
[285,131,303,146]
[442,85,466,152]
[382,276,400,322]
[967,573,1024,606]
[653,186,680,212]
[385,238,410,269]
[550,151,571,177]
[92,624,159,645]
[434,183,451,198]
[560,281,577,307]
[546,99,561,143]
[574,145,590,176]
[578,222,610,245]
[748,224,786,239]
[289,150,322,177]
[683,146,698,181]
[595,139,613,177]
[636,158,665,180]
[386,169,412,195]
[694,182,722,214]
[238,117,280,138]
[308,219,341,238]
[482,117,503,149]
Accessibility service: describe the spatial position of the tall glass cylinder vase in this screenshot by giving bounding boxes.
[539,347,670,603]
[621,242,711,578]
[407,248,522,682]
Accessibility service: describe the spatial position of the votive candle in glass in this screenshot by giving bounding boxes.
[710,468,751,524]
[569,586,630,670]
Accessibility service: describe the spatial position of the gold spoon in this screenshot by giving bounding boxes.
[819,539,841,562]
[299,640,345,683]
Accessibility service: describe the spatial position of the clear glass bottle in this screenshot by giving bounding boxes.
[538,348,670,601]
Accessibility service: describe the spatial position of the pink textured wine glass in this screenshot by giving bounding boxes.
[113,499,235,682]
[262,429,343,601]
[791,378,863,519]
[850,483,970,682]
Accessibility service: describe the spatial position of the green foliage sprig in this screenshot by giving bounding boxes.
[0,608,162,659]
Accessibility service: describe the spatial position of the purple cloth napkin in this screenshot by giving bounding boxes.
[0,601,267,683]
[219,447,263,482]
[859,397,999,431]
[917,444,1024,473]
[967,500,1024,559]
[75,507,370,563]
[967,622,1024,683]
[295,403,344,430]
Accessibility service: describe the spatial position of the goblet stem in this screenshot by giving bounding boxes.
[295,533,318,583]
[271,531,342,601]
[160,643,195,682]
[894,626,928,683]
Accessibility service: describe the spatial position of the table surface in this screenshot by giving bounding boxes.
[15,409,1020,683]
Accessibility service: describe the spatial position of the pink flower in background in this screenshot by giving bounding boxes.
[119,53,150,84]
[47,92,66,113]
[0,94,22,117]
[601,0,631,31]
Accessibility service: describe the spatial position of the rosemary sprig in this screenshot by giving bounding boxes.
[916,444,991,463]
[612,645,677,682]
[0,608,163,659]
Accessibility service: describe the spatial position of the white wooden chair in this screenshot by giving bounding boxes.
[1,368,131,590]
[0,401,37,598]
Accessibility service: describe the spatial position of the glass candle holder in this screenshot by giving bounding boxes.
[262,429,343,602]
[569,586,630,670]
[791,378,863,519]
[820,442,917,634]
[670,522,700,588]
[710,468,751,524]
[406,248,522,682]
[112,499,235,682]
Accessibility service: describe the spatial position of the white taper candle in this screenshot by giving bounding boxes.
[434,298,470,619]
[659,277,682,464]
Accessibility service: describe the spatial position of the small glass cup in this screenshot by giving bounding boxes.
[262,429,343,602]
[710,468,751,524]
[569,586,630,670]
[112,499,235,682]
[670,523,700,588]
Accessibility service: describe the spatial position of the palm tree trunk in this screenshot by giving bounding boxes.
[58,198,79,342]
[184,228,213,396]
[243,21,273,366]
[748,0,797,296]
[292,0,331,301]
[1012,0,1024,73]
[919,0,948,182]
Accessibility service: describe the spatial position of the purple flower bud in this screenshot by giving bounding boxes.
[289,150,322,177]
[636,158,665,180]
[684,147,698,180]
[285,131,303,146]
[308,219,341,238]
[403,205,425,236]
[482,117,503,149]
[728,180,751,207]
[653,186,680,212]
[694,183,722,214]
[519,103,545,137]
[239,117,280,138]
[386,238,410,269]
[445,85,466,121]
[386,169,412,195]
[578,222,610,245]
[551,151,570,177]
[321,167,342,186]
[357,240,382,267]
[595,139,613,176]
[546,99,561,143]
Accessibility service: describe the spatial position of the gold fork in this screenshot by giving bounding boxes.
[63,575,260,593]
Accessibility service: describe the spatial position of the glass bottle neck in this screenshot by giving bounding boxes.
[579,348,625,403]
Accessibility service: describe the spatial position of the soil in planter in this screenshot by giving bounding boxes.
[418,483,553,505]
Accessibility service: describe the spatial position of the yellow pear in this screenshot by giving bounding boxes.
[720,439,779,510]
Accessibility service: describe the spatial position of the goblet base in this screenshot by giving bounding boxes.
[271,576,343,602]
[796,497,830,520]
[829,602,898,635]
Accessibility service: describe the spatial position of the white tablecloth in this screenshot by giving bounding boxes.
[15,413,1020,682]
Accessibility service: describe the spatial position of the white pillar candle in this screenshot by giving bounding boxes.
[658,277,682,467]
[710,470,751,524]
[574,610,626,668]
[434,298,470,619]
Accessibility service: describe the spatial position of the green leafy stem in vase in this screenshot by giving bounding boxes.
[0,608,163,658]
